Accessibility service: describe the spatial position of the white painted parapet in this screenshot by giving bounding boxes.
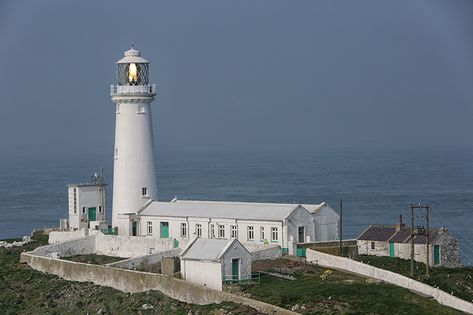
[306,249,473,314]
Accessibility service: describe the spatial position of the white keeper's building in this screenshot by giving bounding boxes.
[117,198,339,255]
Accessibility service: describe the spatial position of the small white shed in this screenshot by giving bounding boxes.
[180,237,252,291]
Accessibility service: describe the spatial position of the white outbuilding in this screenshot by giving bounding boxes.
[180,237,252,291]
[66,174,107,231]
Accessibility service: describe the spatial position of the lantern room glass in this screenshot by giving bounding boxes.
[116,63,149,86]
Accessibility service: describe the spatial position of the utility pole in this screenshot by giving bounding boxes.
[409,203,430,278]
[339,199,343,256]
[410,204,415,277]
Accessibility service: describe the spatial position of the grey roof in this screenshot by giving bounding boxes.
[358,225,448,244]
[357,226,397,241]
[139,200,302,221]
[180,238,233,261]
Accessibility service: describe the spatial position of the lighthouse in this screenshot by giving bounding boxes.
[110,47,158,228]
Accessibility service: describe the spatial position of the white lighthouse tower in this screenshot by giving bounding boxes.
[110,47,158,228]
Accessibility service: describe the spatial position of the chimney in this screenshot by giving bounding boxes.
[396,214,405,231]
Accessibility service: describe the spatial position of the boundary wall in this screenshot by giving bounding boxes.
[20,252,297,315]
[107,249,182,270]
[306,248,473,314]
[250,245,282,261]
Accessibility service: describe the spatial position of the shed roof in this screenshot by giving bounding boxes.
[140,200,302,221]
[180,238,239,261]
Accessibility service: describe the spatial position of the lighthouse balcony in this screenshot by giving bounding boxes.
[110,84,156,96]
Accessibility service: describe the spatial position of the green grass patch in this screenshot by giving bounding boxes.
[241,259,463,314]
[357,255,473,303]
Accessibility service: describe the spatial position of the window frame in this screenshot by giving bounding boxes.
[147,221,153,236]
[271,227,278,242]
[218,225,225,238]
[247,226,254,241]
[142,187,148,197]
[181,223,187,238]
[230,225,237,238]
[260,227,265,242]
[195,224,202,237]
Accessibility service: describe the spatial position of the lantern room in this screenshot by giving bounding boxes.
[116,46,149,86]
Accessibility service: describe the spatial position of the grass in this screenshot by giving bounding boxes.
[357,255,473,303]
[63,254,125,265]
[0,235,259,315]
[238,259,463,314]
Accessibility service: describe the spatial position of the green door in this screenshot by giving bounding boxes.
[160,222,169,238]
[389,241,395,257]
[232,259,239,281]
[88,207,96,221]
[434,245,440,265]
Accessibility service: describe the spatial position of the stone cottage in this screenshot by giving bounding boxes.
[357,219,460,268]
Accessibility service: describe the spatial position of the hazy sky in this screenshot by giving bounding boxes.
[1,1,472,157]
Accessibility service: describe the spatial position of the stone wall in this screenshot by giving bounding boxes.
[306,248,473,314]
[20,252,296,315]
[250,245,282,261]
[94,234,175,258]
[49,229,88,244]
[107,249,182,270]
[31,236,96,258]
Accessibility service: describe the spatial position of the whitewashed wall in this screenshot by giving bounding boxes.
[95,234,174,258]
[49,229,88,244]
[313,205,339,242]
[181,259,223,291]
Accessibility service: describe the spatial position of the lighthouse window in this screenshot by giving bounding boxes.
[116,104,120,114]
[142,187,148,196]
[138,105,145,114]
[98,206,103,213]
[82,207,86,214]
[73,188,77,213]
[115,148,118,158]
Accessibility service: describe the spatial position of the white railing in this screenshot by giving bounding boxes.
[110,84,157,96]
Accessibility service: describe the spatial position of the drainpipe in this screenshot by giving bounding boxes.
[208,218,211,238]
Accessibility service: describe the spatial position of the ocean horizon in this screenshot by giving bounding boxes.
[1,147,472,264]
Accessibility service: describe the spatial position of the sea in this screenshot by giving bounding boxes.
[1,148,472,264]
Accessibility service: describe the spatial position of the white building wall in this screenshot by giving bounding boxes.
[69,185,106,230]
[221,243,252,281]
[286,206,316,244]
[180,259,222,291]
[313,205,339,242]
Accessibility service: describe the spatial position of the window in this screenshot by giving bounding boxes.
[230,225,237,238]
[98,206,103,213]
[371,242,375,250]
[181,223,187,238]
[147,221,153,235]
[138,104,145,113]
[260,227,265,242]
[247,226,254,241]
[82,207,86,214]
[218,225,225,238]
[195,224,202,237]
[116,103,120,113]
[271,227,278,242]
[211,224,215,238]
[142,187,148,196]
[115,148,119,158]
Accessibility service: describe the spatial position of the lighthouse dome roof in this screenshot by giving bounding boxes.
[117,47,149,64]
